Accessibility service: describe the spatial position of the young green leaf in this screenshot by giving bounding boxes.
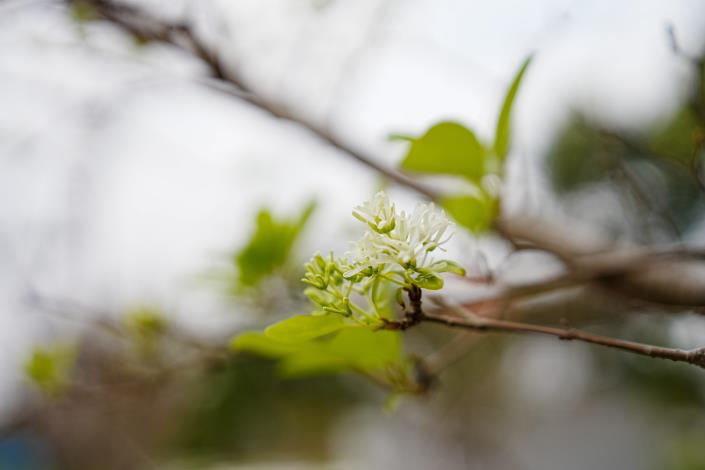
[411,272,444,290]
[280,328,403,377]
[399,122,487,183]
[235,200,315,289]
[231,332,300,356]
[265,314,348,343]
[494,56,532,161]
[429,260,466,276]
[233,326,406,380]
[442,194,497,233]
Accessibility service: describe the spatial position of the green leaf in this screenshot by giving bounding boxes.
[326,328,401,367]
[399,122,487,182]
[265,314,348,343]
[546,115,615,192]
[24,345,75,396]
[280,328,403,377]
[494,56,532,161]
[279,353,352,376]
[231,332,300,356]
[648,105,700,164]
[412,272,444,290]
[235,200,315,289]
[429,260,466,276]
[233,325,405,378]
[442,194,497,233]
[124,306,166,341]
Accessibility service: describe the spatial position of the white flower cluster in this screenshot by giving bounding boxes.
[345,192,456,280]
[301,191,464,323]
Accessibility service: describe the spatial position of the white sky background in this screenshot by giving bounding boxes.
[1,0,705,467]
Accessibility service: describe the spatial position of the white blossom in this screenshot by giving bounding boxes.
[352,191,396,233]
[344,192,454,277]
[302,191,465,321]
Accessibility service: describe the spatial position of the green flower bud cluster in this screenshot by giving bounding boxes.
[302,253,352,317]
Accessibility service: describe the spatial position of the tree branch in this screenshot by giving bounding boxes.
[419,308,705,370]
[69,0,438,200]
[498,216,705,307]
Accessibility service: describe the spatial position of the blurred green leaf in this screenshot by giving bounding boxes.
[124,306,167,357]
[442,193,497,233]
[279,354,353,377]
[546,116,619,192]
[233,325,406,381]
[70,0,98,23]
[24,345,75,396]
[281,328,403,377]
[179,354,359,459]
[125,306,166,340]
[265,314,348,343]
[648,105,700,163]
[399,122,487,182]
[231,332,300,356]
[235,201,315,289]
[494,56,532,161]
[547,113,704,231]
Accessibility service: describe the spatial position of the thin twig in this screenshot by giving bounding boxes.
[612,158,682,239]
[423,331,483,374]
[666,24,702,66]
[419,309,705,369]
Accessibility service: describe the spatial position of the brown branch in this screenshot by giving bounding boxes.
[498,216,705,307]
[419,309,705,370]
[69,0,438,200]
[382,285,425,330]
[380,291,705,371]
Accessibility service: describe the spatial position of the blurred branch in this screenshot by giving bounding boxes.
[666,24,704,68]
[666,24,705,120]
[66,0,438,200]
[498,216,705,307]
[422,331,484,375]
[27,293,229,363]
[612,158,681,239]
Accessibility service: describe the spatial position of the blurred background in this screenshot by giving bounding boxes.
[2,0,705,468]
